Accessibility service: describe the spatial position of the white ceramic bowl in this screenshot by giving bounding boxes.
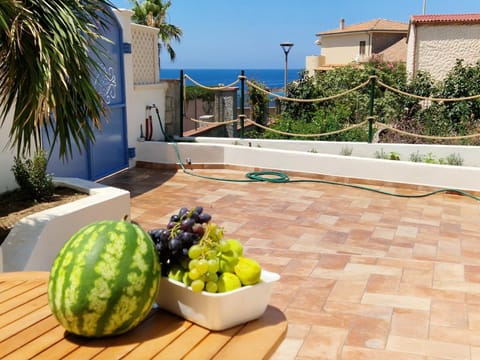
[156,270,280,331]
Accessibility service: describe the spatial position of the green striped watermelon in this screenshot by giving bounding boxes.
[48,220,161,338]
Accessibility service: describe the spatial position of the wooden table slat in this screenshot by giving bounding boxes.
[0,272,50,281]
[0,283,46,314]
[120,312,192,359]
[0,304,52,342]
[152,325,210,360]
[213,306,287,360]
[61,343,105,360]
[86,338,143,359]
[87,311,187,360]
[31,336,83,360]
[0,294,49,329]
[0,280,24,294]
[183,324,243,360]
[0,280,45,306]
[0,272,287,359]
[0,315,59,358]
[2,324,66,360]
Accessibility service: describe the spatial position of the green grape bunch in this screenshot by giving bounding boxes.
[150,206,263,293]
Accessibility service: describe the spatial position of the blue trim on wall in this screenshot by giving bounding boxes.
[123,42,132,54]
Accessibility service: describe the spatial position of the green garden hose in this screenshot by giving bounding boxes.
[153,106,480,202]
[245,171,290,183]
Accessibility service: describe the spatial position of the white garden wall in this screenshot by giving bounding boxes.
[135,139,480,192]
[194,137,480,167]
[0,178,130,272]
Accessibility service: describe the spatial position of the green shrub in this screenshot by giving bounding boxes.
[255,105,368,142]
[446,153,464,166]
[389,151,400,160]
[409,151,423,162]
[374,149,387,159]
[282,71,319,122]
[248,80,269,128]
[185,85,214,102]
[185,85,214,116]
[422,152,437,164]
[12,149,54,202]
[340,146,353,156]
[374,149,400,160]
[243,58,480,145]
[409,151,463,166]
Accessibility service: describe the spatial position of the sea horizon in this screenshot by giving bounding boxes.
[162,67,299,70]
[160,68,304,90]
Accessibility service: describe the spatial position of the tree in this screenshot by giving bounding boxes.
[130,0,183,61]
[0,0,114,159]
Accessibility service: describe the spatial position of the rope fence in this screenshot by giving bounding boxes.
[376,78,480,102]
[245,118,369,138]
[374,122,480,140]
[180,71,480,142]
[184,74,240,91]
[246,78,371,102]
[189,117,239,126]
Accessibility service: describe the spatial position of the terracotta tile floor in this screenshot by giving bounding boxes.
[101,166,480,360]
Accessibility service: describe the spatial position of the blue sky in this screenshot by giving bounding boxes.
[113,0,480,69]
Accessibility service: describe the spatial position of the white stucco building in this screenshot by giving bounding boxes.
[406,14,480,80]
[306,18,408,75]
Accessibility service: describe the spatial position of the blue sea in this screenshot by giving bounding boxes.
[160,68,303,90]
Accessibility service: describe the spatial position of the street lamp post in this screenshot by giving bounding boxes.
[280,42,294,96]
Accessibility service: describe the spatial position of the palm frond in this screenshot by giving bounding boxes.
[0,0,114,159]
[129,0,182,61]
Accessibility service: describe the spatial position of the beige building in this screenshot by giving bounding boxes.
[406,14,480,80]
[306,18,408,74]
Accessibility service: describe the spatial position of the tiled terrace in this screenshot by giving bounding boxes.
[101,166,480,360]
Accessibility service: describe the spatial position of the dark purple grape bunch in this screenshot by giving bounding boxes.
[148,206,211,275]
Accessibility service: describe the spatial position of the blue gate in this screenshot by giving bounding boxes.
[46,7,128,180]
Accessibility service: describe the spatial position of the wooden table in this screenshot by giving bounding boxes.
[0,272,287,359]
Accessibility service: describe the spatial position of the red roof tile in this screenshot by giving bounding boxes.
[411,13,480,24]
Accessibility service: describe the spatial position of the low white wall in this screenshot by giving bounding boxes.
[0,177,130,272]
[135,140,480,192]
[194,137,480,168]
[137,140,225,164]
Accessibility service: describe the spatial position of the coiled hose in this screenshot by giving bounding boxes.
[153,106,480,201]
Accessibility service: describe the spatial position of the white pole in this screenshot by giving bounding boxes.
[423,0,427,15]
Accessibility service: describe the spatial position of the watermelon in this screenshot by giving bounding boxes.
[48,220,161,338]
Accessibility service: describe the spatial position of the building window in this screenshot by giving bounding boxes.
[359,41,366,56]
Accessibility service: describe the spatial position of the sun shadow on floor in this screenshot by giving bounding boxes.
[99,167,177,198]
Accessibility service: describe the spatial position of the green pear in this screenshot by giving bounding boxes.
[226,239,244,256]
[219,250,239,273]
[234,257,262,285]
[168,265,184,282]
[217,272,242,292]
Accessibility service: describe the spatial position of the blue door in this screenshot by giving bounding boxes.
[46,7,128,180]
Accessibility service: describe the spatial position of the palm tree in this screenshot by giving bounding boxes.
[130,0,183,62]
[0,0,114,159]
